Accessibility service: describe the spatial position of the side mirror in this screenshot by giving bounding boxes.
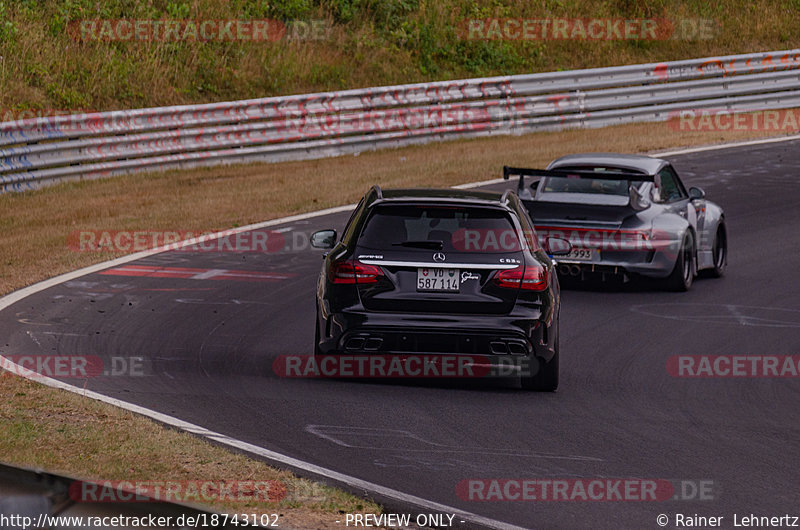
[545,237,572,256]
[310,229,337,249]
[689,186,706,200]
[629,184,650,211]
[518,180,539,201]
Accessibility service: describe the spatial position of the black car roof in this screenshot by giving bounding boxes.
[372,187,505,205]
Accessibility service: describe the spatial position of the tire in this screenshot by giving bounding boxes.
[521,333,559,392]
[663,232,694,292]
[707,223,727,278]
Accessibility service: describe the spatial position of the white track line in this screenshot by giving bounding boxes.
[651,133,800,157]
[0,202,524,530]
[453,177,507,189]
[0,370,519,529]
[3,132,800,529]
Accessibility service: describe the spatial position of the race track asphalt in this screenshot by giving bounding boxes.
[3,140,800,529]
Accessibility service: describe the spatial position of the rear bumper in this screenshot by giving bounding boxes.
[555,246,679,279]
[317,309,556,362]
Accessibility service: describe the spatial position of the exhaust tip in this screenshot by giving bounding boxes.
[344,337,365,350]
[364,337,383,351]
[508,342,527,355]
[345,334,383,351]
[490,341,509,355]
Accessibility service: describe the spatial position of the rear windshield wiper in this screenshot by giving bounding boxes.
[391,240,444,250]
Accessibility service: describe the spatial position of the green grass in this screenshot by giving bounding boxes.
[0,0,798,113]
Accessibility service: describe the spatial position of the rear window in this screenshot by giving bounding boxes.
[540,166,647,197]
[357,204,523,253]
[541,176,630,196]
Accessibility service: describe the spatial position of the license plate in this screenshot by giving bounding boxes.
[560,249,598,262]
[417,268,460,292]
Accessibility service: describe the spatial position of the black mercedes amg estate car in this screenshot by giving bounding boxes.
[309,186,565,391]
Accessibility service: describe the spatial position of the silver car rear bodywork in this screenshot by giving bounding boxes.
[505,153,727,290]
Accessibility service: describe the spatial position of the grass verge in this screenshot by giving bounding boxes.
[0,376,380,528]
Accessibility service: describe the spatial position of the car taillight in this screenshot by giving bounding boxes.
[493,265,548,291]
[330,260,384,284]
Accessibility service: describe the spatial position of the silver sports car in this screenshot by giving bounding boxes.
[504,153,727,291]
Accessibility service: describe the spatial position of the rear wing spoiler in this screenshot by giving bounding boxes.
[502,166,654,189]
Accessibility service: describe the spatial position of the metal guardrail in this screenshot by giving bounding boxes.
[0,462,237,529]
[2,49,799,192]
